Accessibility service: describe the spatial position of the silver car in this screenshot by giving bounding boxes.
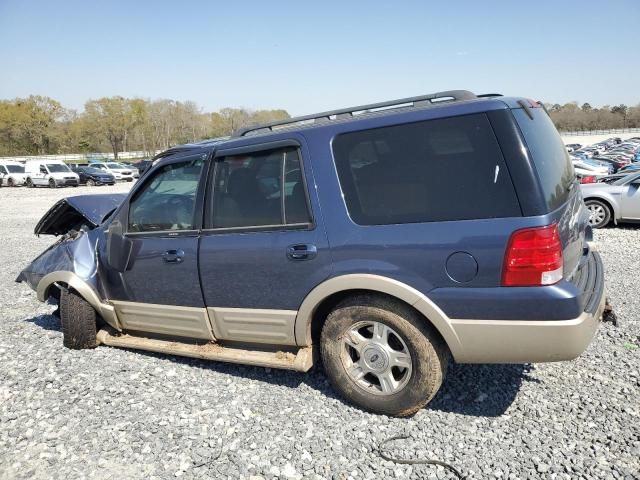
[581,172,640,227]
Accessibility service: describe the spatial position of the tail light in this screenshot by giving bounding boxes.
[580,175,596,184]
[502,224,563,286]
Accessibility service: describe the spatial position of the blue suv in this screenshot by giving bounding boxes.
[17,90,606,416]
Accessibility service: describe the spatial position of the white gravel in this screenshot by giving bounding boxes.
[0,185,639,479]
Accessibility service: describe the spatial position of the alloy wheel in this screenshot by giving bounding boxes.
[340,320,413,396]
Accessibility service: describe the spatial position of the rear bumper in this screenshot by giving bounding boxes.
[449,251,606,363]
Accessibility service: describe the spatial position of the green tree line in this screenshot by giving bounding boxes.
[0,95,289,158]
[2,95,639,158]
[547,102,640,132]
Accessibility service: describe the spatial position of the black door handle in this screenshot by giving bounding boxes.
[287,244,317,261]
[162,249,184,263]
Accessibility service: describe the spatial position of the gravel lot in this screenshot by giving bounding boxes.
[0,185,639,480]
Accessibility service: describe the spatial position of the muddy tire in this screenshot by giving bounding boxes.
[320,295,448,417]
[60,289,97,349]
[585,199,611,228]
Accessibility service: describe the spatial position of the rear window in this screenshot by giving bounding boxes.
[513,107,575,210]
[331,113,521,225]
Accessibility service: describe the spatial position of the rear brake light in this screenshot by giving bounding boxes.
[502,224,563,286]
[580,175,597,184]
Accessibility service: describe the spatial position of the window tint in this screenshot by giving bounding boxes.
[332,114,521,225]
[0,166,7,174]
[513,107,575,210]
[210,147,311,229]
[128,157,203,232]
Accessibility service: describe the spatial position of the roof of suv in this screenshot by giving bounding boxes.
[153,90,534,161]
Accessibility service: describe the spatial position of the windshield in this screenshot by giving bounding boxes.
[106,163,125,169]
[6,165,24,173]
[47,164,71,173]
[81,167,105,174]
[613,172,640,186]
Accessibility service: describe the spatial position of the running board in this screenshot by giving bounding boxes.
[96,330,313,372]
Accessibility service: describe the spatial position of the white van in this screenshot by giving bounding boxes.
[25,160,79,188]
[0,161,28,187]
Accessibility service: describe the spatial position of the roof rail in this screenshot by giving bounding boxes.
[232,90,478,137]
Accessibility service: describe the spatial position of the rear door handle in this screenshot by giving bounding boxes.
[287,244,317,261]
[162,249,184,263]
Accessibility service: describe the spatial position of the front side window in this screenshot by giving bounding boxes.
[209,147,311,229]
[332,114,521,225]
[128,156,204,232]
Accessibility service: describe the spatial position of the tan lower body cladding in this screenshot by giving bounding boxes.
[111,300,297,345]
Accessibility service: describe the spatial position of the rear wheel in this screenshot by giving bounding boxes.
[585,199,611,228]
[320,295,448,417]
[60,289,98,349]
[48,178,56,189]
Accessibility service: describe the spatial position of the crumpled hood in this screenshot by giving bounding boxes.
[34,193,126,236]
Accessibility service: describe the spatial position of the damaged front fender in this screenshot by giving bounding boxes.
[16,194,126,330]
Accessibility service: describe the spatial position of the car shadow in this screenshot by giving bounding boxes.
[428,362,538,417]
[24,314,533,417]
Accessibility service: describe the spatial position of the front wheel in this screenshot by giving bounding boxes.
[86,179,96,187]
[48,178,57,189]
[320,295,448,416]
[585,199,611,228]
[60,289,98,349]
[26,178,34,188]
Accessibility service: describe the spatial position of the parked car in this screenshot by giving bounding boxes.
[581,171,640,228]
[72,166,116,186]
[0,161,28,186]
[119,162,141,178]
[17,90,605,416]
[617,163,640,174]
[89,162,135,182]
[24,160,79,188]
[565,143,582,151]
[133,159,154,176]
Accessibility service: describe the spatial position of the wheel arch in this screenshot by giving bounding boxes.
[37,271,120,330]
[584,195,619,223]
[295,274,462,358]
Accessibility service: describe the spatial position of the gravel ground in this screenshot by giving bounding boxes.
[0,184,639,480]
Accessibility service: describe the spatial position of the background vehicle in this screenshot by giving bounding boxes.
[24,160,79,188]
[71,165,116,186]
[0,161,27,186]
[89,162,135,182]
[18,90,605,417]
[581,171,640,227]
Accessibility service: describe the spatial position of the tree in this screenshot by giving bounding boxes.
[581,103,592,112]
[83,96,141,158]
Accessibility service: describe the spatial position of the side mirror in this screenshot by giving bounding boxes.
[106,218,133,272]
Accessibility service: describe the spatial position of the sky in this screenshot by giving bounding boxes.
[0,0,638,116]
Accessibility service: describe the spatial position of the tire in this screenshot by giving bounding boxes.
[60,289,98,349]
[86,179,96,187]
[320,295,448,417]
[48,178,57,189]
[7,177,14,187]
[585,199,611,228]
[26,178,34,188]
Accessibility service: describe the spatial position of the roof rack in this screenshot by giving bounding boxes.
[232,89,478,137]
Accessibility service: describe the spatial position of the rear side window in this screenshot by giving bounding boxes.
[513,107,575,210]
[208,147,312,229]
[332,114,521,225]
